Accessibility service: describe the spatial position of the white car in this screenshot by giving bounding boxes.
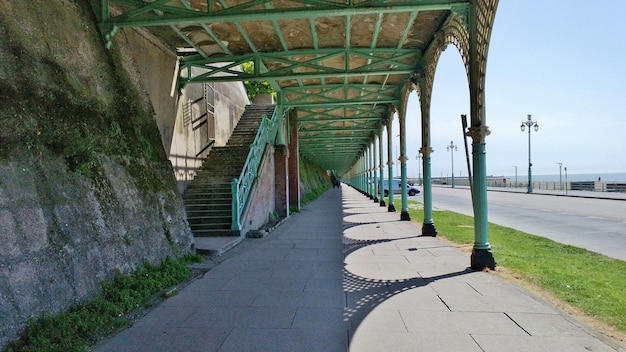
[382,179,420,196]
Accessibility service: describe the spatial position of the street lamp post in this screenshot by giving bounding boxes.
[557,162,563,190]
[520,114,539,193]
[564,166,567,195]
[416,152,422,186]
[446,141,458,188]
[513,166,518,188]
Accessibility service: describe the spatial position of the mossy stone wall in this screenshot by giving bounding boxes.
[0,1,194,347]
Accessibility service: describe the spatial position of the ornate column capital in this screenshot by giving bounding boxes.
[399,155,409,162]
[386,160,394,167]
[466,126,491,143]
[419,147,434,157]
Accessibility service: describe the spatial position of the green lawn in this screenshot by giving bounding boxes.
[399,199,626,335]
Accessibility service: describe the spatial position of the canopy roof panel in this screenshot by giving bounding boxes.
[93,0,471,174]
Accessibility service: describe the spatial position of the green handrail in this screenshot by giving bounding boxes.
[231,107,278,233]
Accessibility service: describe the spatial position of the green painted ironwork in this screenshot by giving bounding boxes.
[471,142,489,249]
[179,48,420,84]
[96,1,463,33]
[90,0,479,177]
[422,155,435,227]
[231,108,279,232]
[91,0,499,268]
[386,123,395,212]
[400,157,409,216]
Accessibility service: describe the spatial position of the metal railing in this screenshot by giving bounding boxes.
[231,107,278,233]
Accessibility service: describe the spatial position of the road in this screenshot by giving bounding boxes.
[416,186,626,261]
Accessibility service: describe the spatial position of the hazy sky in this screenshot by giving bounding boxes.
[385,1,626,179]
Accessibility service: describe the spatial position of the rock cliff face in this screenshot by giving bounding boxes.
[0,1,194,347]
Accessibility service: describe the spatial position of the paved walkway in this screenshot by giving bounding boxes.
[95,185,625,351]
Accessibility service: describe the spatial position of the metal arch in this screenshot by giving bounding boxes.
[90,0,474,176]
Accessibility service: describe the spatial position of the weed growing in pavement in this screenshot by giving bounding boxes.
[6,254,202,352]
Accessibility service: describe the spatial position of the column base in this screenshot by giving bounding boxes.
[368,194,373,199]
[379,200,386,207]
[470,248,497,270]
[421,222,437,237]
[387,204,396,212]
[400,211,410,221]
[373,197,379,203]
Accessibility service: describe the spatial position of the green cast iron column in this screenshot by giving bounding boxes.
[364,147,368,195]
[400,156,409,220]
[368,144,374,198]
[372,140,379,203]
[378,130,386,207]
[467,0,498,270]
[356,156,360,190]
[473,141,489,250]
[399,107,410,221]
[420,147,436,236]
[467,127,494,270]
[386,119,396,212]
[364,151,368,194]
[417,84,436,235]
[417,75,437,236]
[359,152,367,194]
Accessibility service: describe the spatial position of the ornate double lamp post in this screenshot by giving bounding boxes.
[416,152,422,186]
[520,114,539,193]
[446,141,457,188]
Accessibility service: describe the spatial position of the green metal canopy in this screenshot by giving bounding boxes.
[91,0,471,175]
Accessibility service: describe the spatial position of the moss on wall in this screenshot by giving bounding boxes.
[0,1,194,348]
[0,1,168,193]
[299,156,332,204]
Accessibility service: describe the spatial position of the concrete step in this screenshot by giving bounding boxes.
[194,236,242,256]
[186,208,231,217]
[192,228,234,237]
[183,186,231,194]
[189,222,232,231]
[188,217,231,225]
[183,199,231,207]
[186,206,231,214]
[182,104,275,249]
[183,188,231,195]
[185,200,232,210]
[184,203,231,210]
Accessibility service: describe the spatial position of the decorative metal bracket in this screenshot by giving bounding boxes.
[419,146,434,157]
[465,125,491,143]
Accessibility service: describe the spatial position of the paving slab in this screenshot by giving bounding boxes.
[95,184,626,352]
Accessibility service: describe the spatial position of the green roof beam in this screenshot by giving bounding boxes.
[299,127,377,133]
[283,99,398,109]
[102,1,465,29]
[298,116,382,123]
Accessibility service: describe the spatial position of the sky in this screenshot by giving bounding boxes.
[384,1,626,180]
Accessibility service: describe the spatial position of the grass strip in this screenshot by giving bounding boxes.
[6,254,202,352]
[402,200,626,334]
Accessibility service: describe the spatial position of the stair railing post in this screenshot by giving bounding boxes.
[231,177,241,234]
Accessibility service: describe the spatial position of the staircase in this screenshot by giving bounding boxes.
[183,104,276,254]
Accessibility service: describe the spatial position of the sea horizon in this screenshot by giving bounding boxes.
[498,172,626,183]
[424,172,626,183]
